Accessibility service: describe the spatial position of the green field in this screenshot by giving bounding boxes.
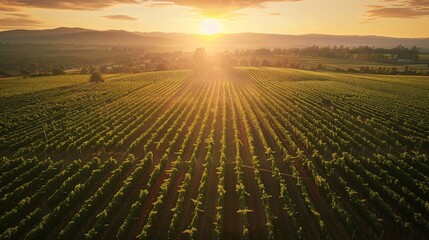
[0,74,125,98]
[1,68,428,240]
[419,54,429,61]
[242,55,429,73]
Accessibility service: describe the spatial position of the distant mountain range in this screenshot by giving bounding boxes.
[1,27,429,50]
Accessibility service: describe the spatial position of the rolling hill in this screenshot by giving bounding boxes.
[1,27,429,50]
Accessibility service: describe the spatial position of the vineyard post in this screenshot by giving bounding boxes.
[417,140,423,155]
[43,130,48,142]
[379,230,384,240]
[407,229,414,240]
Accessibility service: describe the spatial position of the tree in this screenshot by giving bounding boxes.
[89,72,104,83]
[0,70,12,77]
[283,58,289,67]
[89,67,97,74]
[80,67,88,74]
[404,65,409,73]
[193,48,208,74]
[20,69,31,77]
[156,63,169,71]
[100,66,109,74]
[250,57,259,66]
[52,68,64,75]
[261,59,270,66]
[240,59,249,66]
[219,54,236,71]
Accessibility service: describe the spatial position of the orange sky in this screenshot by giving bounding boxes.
[0,0,428,37]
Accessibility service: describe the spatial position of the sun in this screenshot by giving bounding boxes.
[200,18,221,35]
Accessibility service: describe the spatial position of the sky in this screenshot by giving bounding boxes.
[0,0,428,37]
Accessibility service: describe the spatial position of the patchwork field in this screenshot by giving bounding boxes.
[1,68,428,240]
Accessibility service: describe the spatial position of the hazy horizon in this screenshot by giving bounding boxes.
[3,26,429,39]
[0,0,428,38]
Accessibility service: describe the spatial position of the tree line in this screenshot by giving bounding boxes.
[0,45,426,78]
[248,45,420,62]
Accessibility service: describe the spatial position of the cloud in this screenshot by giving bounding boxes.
[406,0,429,5]
[145,2,175,7]
[270,12,282,16]
[1,0,302,14]
[366,0,429,19]
[103,14,138,20]
[146,0,301,16]
[0,5,20,11]
[0,0,138,10]
[0,17,43,29]
[366,6,429,19]
[8,13,29,17]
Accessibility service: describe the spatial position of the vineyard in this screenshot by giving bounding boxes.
[1,67,428,240]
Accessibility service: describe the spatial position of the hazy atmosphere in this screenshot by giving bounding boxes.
[1,0,429,240]
[0,0,429,37]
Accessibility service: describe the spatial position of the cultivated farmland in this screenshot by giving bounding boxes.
[0,67,428,240]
